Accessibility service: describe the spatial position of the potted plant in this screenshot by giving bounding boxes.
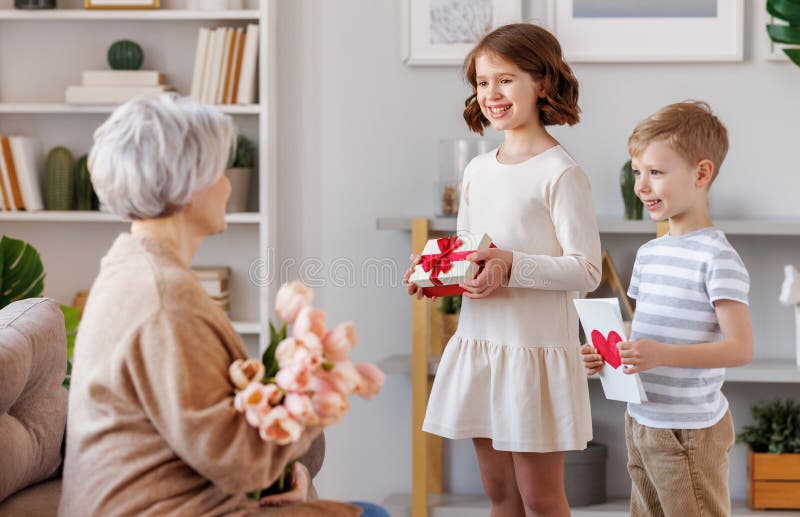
[0,235,79,388]
[225,134,255,213]
[766,0,800,66]
[438,295,461,350]
[737,399,800,510]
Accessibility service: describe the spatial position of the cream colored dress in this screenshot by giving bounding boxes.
[422,145,601,452]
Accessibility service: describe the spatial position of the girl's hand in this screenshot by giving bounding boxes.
[618,338,665,374]
[459,248,513,299]
[580,344,603,375]
[259,461,311,507]
[403,254,436,301]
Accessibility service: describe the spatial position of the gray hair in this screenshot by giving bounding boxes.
[89,93,237,220]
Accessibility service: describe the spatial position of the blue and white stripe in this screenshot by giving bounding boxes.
[627,227,749,429]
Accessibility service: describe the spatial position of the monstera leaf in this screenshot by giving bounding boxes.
[767,0,800,66]
[0,235,45,309]
[1,235,79,388]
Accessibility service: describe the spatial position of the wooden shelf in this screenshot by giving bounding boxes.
[231,321,260,335]
[376,216,800,236]
[380,354,800,384]
[0,103,260,115]
[0,211,260,224]
[382,494,800,517]
[0,9,260,20]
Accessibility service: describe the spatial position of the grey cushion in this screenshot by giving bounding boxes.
[0,298,68,503]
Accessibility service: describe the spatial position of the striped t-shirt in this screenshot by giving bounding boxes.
[626,226,750,429]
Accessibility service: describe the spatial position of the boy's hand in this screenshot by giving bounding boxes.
[460,248,513,299]
[403,254,436,301]
[580,343,603,375]
[618,338,665,374]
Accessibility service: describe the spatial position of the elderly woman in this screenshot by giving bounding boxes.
[59,94,359,517]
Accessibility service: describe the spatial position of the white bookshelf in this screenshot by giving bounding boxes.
[0,210,260,223]
[0,0,275,350]
[376,216,800,236]
[0,9,259,20]
[382,494,800,517]
[0,103,260,114]
[379,354,800,383]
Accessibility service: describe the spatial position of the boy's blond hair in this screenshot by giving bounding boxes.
[628,100,729,186]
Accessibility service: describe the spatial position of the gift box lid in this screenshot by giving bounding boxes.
[408,232,493,287]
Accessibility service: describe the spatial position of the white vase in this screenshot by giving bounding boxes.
[225,167,252,213]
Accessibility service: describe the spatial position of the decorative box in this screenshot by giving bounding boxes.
[409,232,493,297]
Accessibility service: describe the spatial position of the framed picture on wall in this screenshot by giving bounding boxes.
[402,0,523,66]
[545,0,744,62]
[84,0,159,9]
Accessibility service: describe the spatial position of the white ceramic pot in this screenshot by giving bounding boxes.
[225,167,252,213]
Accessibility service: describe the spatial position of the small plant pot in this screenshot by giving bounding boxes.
[225,167,252,213]
[564,441,607,507]
[748,449,800,510]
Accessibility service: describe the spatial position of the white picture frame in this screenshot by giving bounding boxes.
[545,0,744,63]
[402,0,522,66]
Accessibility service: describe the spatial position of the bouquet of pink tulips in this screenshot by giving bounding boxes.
[228,281,385,495]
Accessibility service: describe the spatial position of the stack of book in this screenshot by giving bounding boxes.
[193,266,231,315]
[65,70,175,105]
[0,136,43,211]
[190,24,259,105]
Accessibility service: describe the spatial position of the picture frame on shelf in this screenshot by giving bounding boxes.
[545,0,744,62]
[402,0,523,66]
[84,0,159,9]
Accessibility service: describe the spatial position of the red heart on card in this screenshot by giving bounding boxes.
[591,330,623,369]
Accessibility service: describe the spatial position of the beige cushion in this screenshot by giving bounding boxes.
[0,298,68,503]
[0,479,61,517]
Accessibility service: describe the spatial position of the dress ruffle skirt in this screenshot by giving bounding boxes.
[422,335,592,452]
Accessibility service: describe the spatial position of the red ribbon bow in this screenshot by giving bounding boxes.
[420,236,472,286]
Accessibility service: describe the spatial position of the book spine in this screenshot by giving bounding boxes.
[1,136,25,210]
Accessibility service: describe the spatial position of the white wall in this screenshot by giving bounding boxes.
[277,0,800,505]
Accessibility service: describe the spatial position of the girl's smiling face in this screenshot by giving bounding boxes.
[475,52,544,132]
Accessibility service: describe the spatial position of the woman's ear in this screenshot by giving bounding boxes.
[695,159,715,188]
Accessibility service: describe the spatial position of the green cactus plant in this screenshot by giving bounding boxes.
[44,146,75,211]
[108,40,144,71]
[620,159,643,220]
[767,0,800,66]
[74,155,95,211]
[229,134,255,169]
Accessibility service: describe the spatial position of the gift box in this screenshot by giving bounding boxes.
[409,232,494,297]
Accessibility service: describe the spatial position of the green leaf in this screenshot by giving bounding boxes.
[767,23,800,44]
[60,304,80,360]
[785,48,800,66]
[0,235,45,309]
[768,0,800,25]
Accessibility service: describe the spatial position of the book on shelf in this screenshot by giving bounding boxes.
[82,70,165,87]
[189,24,257,105]
[216,27,234,105]
[0,136,43,211]
[205,28,226,104]
[65,85,174,105]
[190,27,211,100]
[230,27,246,104]
[236,24,259,105]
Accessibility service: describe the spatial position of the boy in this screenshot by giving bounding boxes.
[581,100,753,516]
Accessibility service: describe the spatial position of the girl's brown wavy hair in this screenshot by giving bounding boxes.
[463,24,580,135]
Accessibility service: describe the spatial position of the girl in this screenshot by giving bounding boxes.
[405,24,602,516]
